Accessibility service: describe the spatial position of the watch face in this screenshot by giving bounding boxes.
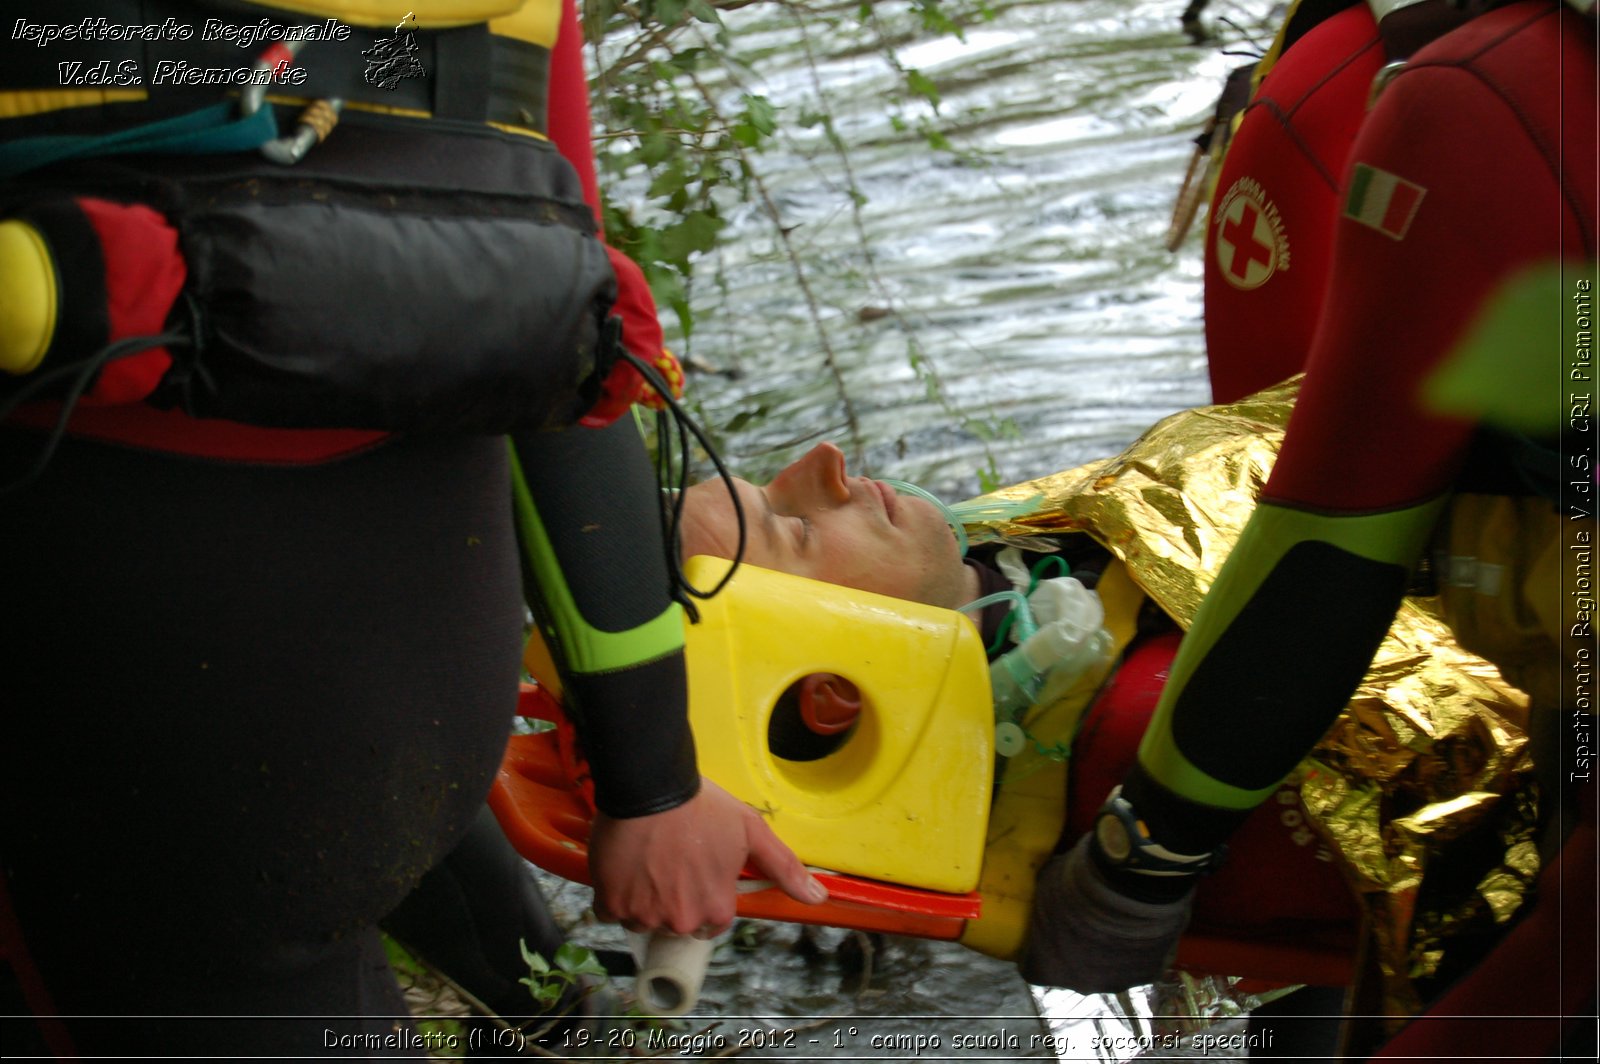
[1095,811,1133,863]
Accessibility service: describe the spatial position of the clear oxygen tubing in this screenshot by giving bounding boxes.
[881,474,1054,651]
[948,493,1044,527]
[880,478,1044,560]
[881,478,968,557]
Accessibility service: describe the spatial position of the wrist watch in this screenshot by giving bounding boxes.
[1093,786,1225,876]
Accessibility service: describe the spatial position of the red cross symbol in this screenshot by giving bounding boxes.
[1221,202,1273,280]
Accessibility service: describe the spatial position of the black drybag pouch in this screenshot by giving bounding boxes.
[4,112,620,434]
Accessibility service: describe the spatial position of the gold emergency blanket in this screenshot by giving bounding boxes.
[966,377,1538,1020]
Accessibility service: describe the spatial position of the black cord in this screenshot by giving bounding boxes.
[1214,15,1269,58]
[616,348,747,622]
[0,330,190,496]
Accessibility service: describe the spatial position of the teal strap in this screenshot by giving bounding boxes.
[0,102,277,179]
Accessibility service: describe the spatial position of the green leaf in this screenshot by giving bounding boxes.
[740,95,779,136]
[1422,262,1586,434]
[639,129,673,166]
[724,405,769,433]
[519,975,563,1007]
[519,942,551,976]
[647,265,686,307]
[554,942,608,978]
[651,0,688,27]
[906,69,941,106]
[670,293,695,340]
[686,0,723,26]
[668,47,708,72]
[660,211,726,260]
[647,166,691,200]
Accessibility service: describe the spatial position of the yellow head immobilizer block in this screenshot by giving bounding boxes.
[682,556,994,894]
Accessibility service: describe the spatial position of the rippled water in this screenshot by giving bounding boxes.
[616,0,1280,499]
[548,0,1283,1056]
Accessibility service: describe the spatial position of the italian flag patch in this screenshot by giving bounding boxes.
[1344,163,1426,240]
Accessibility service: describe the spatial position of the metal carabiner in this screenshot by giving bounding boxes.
[240,38,343,166]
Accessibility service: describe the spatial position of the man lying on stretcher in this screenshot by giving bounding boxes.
[675,433,1364,979]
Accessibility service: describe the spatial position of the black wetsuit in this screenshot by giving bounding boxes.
[0,417,692,1057]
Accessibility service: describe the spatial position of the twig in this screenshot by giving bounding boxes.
[849,930,875,998]
[680,57,867,470]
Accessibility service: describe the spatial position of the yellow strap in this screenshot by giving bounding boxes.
[0,89,147,120]
[259,0,561,46]
[249,2,529,30]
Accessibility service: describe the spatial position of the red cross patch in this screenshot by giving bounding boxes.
[1214,178,1290,291]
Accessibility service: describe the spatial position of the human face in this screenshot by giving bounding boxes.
[678,442,978,609]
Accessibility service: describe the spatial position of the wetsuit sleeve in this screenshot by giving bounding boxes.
[509,419,698,819]
[545,0,679,425]
[1123,18,1587,855]
[546,0,603,230]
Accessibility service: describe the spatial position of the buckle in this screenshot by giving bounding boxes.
[1092,787,1225,877]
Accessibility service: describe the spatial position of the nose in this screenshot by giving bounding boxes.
[770,442,851,509]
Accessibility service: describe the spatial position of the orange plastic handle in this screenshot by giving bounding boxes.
[488,684,979,939]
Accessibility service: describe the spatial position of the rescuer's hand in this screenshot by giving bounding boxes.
[588,777,827,937]
[1019,834,1193,993]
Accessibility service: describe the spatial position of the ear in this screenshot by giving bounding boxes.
[798,673,863,735]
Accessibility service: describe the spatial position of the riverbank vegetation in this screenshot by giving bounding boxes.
[585,0,1012,486]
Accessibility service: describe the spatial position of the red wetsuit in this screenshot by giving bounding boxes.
[1122,0,1594,1043]
[1203,2,1384,404]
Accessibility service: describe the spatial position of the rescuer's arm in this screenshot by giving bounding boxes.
[509,419,823,935]
[506,0,822,936]
[1023,31,1573,990]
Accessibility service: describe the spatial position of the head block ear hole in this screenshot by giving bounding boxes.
[767,673,863,762]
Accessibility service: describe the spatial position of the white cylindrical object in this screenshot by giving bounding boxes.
[628,932,716,1017]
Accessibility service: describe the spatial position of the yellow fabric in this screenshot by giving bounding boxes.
[1433,493,1565,708]
[243,2,528,30]
[489,2,562,48]
[0,219,57,375]
[0,89,148,119]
